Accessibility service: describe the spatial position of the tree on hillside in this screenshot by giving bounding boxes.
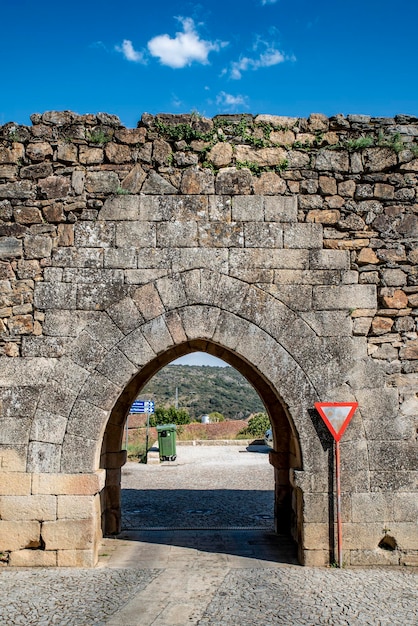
[149,406,191,427]
[209,411,225,422]
[239,412,270,437]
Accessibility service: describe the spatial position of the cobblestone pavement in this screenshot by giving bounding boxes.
[0,446,416,625]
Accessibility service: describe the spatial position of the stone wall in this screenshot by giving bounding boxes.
[0,110,417,567]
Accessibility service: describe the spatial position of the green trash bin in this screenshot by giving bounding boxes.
[156,424,177,461]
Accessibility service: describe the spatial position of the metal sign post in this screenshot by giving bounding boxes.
[314,402,358,568]
[129,400,155,464]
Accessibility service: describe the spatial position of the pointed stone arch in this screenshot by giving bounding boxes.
[26,268,370,566]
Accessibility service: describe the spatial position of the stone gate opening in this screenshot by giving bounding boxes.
[100,340,303,560]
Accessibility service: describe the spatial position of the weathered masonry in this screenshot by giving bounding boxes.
[0,111,417,568]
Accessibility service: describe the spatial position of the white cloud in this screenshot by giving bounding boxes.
[216,91,249,110]
[261,0,279,5]
[115,39,145,63]
[227,36,290,79]
[147,17,226,68]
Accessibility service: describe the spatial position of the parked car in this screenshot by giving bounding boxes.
[264,428,273,447]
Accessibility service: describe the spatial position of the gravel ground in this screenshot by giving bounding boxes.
[121,444,275,529]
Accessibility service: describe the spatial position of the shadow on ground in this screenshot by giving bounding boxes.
[121,488,274,529]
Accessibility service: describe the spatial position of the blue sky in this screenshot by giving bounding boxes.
[1,0,417,128]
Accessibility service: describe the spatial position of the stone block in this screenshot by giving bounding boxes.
[172,248,228,273]
[315,150,349,172]
[215,167,252,195]
[264,196,297,222]
[368,442,416,471]
[99,195,140,221]
[0,494,56,520]
[30,411,68,445]
[65,398,108,440]
[303,522,329,549]
[252,171,287,195]
[0,417,31,445]
[0,357,55,387]
[349,549,400,566]
[61,434,97,473]
[74,222,115,248]
[0,386,39,418]
[115,221,156,248]
[0,447,27,471]
[27,442,61,473]
[37,378,78,417]
[0,237,23,259]
[263,284,313,311]
[309,249,350,270]
[34,282,77,310]
[392,493,418,522]
[312,284,376,310]
[180,167,215,194]
[179,305,220,341]
[121,163,147,193]
[244,223,282,248]
[0,520,41,551]
[299,310,352,336]
[132,283,165,320]
[208,195,232,222]
[141,170,178,195]
[230,249,309,270]
[164,310,187,344]
[57,495,96,520]
[351,493,393,523]
[38,176,70,199]
[124,269,167,284]
[42,519,95,550]
[22,336,70,358]
[76,372,121,412]
[231,195,263,221]
[283,223,323,249]
[157,222,198,248]
[198,222,244,248]
[0,472,31,495]
[96,348,137,388]
[52,247,103,268]
[155,274,188,310]
[141,316,174,355]
[85,171,119,193]
[76,282,127,311]
[118,328,156,366]
[302,549,329,567]
[107,297,143,335]
[0,181,34,199]
[104,248,137,269]
[32,471,105,496]
[57,549,97,567]
[9,549,57,567]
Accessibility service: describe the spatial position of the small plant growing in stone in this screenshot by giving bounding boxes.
[344,136,375,151]
[87,129,111,145]
[116,186,130,195]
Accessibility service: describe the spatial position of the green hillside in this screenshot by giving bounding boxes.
[140,365,265,420]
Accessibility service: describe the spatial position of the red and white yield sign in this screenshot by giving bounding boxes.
[314,402,358,441]
[314,401,358,567]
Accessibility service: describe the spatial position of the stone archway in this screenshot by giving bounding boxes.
[26,268,366,566]
[100,338,302,543]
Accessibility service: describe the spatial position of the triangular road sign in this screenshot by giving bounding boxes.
[314,402,358,442]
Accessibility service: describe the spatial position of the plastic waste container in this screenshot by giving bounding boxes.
[156,424,177,461]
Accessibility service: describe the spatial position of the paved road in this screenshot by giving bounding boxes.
[0,445,416,625]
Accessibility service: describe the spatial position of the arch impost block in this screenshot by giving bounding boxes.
[103,450,127,469]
